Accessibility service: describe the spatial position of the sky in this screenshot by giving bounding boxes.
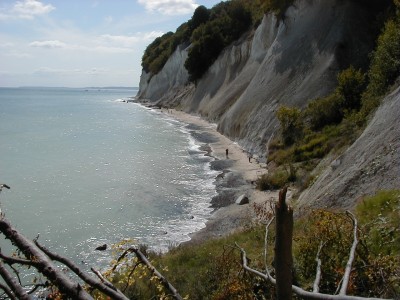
[0,0,221,87]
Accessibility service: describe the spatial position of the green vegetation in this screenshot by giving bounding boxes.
[295,191,400,297]
[100,190,399,299]
[260,2,400,191]
[142,0,296,81]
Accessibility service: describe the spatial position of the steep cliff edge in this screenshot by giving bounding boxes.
[137,0,399,208]
[138,0,374,157]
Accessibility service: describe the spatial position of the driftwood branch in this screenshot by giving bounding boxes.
[0,216,93,300]
[130,247,184,300]
[339,211,359,296]
[0,260,31,300]
[34,240,129,300]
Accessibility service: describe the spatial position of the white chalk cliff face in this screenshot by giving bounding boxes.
[138,0,399,207]
[138,0,373,157]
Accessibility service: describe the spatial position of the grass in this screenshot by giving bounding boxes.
[106,190,400,299]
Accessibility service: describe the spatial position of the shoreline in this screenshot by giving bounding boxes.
[157,108,275,244]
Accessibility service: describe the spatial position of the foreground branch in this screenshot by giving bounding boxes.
[339,211,358,296]
[237,244,390,300]
[0,261,31,300]
[275,187,293,300]
[129,247,184,300]
[0,216,93,300]
[263,216,274,275]
[35,241,129,300]
[0,282,17,300]
[313,241,325,293]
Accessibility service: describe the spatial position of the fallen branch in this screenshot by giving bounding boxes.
[0,250,39,267]
[313,241,326,293]
[263,216,274,276]
[34,240,129,300]
[0,260,31,300]
[0,216,93,300]
[129,247,184,300]
[0,282,17,300]
[236,244,390,300]
[339,211,358,296]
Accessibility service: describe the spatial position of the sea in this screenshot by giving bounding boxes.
[0,87,218,268]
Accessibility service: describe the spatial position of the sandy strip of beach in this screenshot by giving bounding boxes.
[162,109,280,243]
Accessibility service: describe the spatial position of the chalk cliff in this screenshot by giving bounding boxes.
[138,0,374,156]
[138,0,399,207]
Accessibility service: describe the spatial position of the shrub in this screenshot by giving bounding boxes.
[365,19,400,98]
[337,66,366,111]
[359,15,400,119]
[276,105,304,146]
[305,93,343,130]
[356,190,400,256]
[293,135,329,162]
[295,202,400,298]
[257,169,290,190]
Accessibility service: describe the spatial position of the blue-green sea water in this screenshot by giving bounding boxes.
[0,87,217,267]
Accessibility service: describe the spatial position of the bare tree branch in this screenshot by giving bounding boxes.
[0,250,39,267]
[339,211,359,296]
[129,247,184,300]
[0,282,17,300]
[313,241,326,293]
[0,216,93,300]
[34,240,129,300]
[27,283,47,295]
[236,244,390,300]
[263,216,274,275]
[0,261,31,300]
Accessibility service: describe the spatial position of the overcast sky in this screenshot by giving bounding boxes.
[0,0,221,88]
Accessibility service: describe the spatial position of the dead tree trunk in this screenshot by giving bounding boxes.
[275,187,293,300]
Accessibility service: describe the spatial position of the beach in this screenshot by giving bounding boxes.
[162,109,279,243]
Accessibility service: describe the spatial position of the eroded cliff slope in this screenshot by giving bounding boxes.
[138,0,399,207]
[297,86,400,209]
[138,0,374,157]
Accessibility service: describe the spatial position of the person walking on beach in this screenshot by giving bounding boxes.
[248,152,252,163]
[226,148,229,158]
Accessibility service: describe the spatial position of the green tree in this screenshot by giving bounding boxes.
[337,66,366,111]
[276,105,304,146]
[188,5,210,32]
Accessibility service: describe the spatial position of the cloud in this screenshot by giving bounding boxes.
[29,40,66,48]
[27,31,162,54]
[138,0,198,15]
[0,42,14,48]
[0,0,55,20]
[98,32,163,48]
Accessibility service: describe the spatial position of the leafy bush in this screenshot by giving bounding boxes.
[293,135,329,162]
[359,13,400,119]
[276,105,304,146]
[356,190,400,256]
[295,199,400,298]
[305,93,343,130]
[257,169,292,190]
[337,66,366,111]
